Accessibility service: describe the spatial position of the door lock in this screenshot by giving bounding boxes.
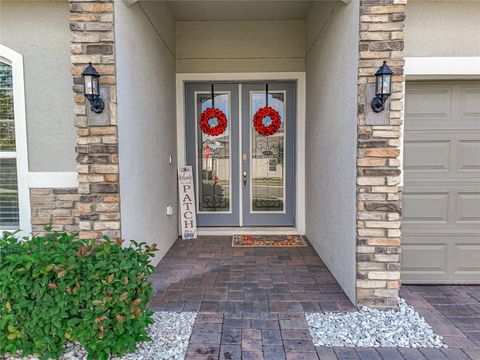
[243,171,247,187]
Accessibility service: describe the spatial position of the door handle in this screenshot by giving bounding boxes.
[243,171,247,187]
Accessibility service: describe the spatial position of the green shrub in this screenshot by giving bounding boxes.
[0,228,157,360]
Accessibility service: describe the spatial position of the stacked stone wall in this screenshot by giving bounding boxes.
[30,188,80,235]
[356,0,407,308]
[69,0,121,239]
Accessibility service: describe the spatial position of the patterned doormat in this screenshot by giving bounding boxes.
[232,234,307,247]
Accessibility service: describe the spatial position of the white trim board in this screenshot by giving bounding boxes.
[28,172,78,188]
[176,72,306,235]
[0,45,30,236]
[405,57,480,79]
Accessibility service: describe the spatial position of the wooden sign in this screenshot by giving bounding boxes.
[178,166,197,239]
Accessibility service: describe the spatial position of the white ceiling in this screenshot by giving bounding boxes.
[165,1,314,21]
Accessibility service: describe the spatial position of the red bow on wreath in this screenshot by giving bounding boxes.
[253,106,281,136]
[200,108,228,137]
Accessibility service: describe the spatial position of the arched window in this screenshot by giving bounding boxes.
[0,45,29,234]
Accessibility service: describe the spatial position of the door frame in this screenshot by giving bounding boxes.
[176,72,306,235]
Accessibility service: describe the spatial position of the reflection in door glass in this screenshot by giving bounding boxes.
[250,92,285,212]
[196,93,231,212]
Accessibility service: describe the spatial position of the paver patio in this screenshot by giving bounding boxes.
[148,237,480,359]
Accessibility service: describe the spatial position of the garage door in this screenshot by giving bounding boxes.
[402,81,480,283]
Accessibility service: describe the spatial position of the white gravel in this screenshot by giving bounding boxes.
[5,312,197,360]
[116,311,196,360]
[306,299,446,348]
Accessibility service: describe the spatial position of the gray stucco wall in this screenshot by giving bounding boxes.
[405,0,480,57]
[305,1,359,303]
[0,1,75,172]
[115,0,178,264]
[176,20,305,73]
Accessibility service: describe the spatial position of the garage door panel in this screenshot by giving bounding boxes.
[402,241,447,274]
[405,82,480,131]
[403,185,480,232]
[403,192,448,223]
[403,81,480,284]
[402,236,480,283]
[458,141,480,171]
[405,132,480,177]
[460,86,480,119]
[404,140,450,171]
[405,86,453,123]
[454,243,480,274]
[456,192,480,223]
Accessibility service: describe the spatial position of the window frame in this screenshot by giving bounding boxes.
[0,44,30,235]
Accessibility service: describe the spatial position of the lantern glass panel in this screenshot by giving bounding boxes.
[92,76,100,96]
[84,75,100,96]
[376,75,384,96]
[382,74,391,95]
[84,75,93,95]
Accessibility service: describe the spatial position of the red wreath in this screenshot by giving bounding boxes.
[199,108,228,137]
[253,106,281,136]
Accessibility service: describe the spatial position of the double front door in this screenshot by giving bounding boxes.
[186,82,296,227]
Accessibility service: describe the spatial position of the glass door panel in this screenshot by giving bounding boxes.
[186,83,240,226]
[242,82,296,226]
[250,91,285,213]
[196,92,231,213]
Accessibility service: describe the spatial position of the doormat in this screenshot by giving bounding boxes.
[232,234,307,247]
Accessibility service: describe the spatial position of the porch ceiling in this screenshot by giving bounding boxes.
[166,0,313,21]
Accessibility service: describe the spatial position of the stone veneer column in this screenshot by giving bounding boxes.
[356,0,406,308]
[69,0,121,239]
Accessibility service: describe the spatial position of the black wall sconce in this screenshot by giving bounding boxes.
[82,62,104,114]
[371,61,393,113]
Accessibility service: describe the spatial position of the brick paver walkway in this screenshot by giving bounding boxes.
[149,236,355,313]
[148,237,480,359]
